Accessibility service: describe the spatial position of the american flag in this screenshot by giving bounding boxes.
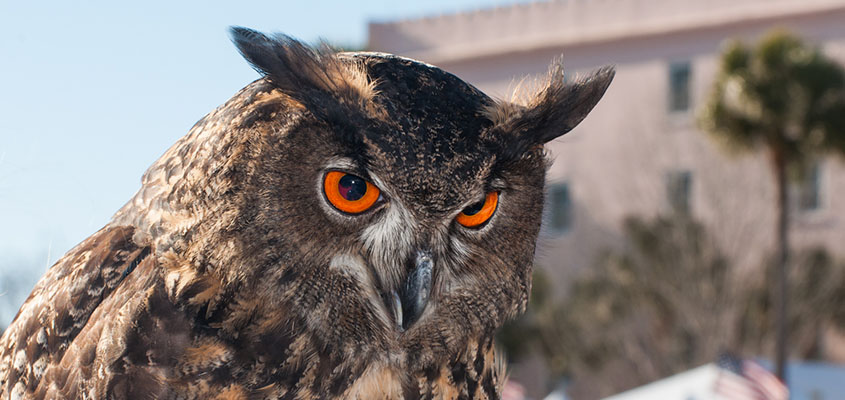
[714,353,789,400]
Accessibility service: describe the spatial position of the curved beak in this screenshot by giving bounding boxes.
[390,251,433,331]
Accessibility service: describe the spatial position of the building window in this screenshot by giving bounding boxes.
[666,170,692,214]
[548,182,573,233]
[668,61,691,112]
[796,163,822,212]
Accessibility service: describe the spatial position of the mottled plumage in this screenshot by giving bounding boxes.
[0,28,613,399]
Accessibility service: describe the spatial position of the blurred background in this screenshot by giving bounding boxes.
[2,0,845,399]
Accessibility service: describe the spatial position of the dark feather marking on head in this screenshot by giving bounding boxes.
[484,63,615,163]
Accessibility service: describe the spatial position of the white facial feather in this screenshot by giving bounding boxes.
[329,253,392,329]
[360,199,417,291]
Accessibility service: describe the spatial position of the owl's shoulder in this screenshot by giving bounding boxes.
[0,223,321,399]
[0,225,171,398]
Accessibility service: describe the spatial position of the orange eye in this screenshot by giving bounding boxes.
[323,171,381,214]
[456,192,498,228]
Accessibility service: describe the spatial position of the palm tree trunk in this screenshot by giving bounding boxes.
[771,149,789,383]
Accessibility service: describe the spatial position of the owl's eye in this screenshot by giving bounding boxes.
[456,192,499,228]
[323,171,381,214]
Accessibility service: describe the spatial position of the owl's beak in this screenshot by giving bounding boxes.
[391,251,433,332]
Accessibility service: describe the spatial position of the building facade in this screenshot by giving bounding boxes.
[369,0,845,292]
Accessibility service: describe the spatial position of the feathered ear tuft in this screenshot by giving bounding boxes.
[229,27,377,111]
[485,63,614,161]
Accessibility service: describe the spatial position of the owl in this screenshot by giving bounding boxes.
[0,27,612,399]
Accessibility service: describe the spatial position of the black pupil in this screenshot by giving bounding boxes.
[462,199,485,216]
[338,174,367,201]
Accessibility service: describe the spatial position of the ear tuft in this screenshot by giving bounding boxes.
[534,64,615,142]
[229,26,377,108]
[485,62,614,160]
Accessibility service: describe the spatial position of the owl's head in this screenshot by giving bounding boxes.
[118,28,612,377]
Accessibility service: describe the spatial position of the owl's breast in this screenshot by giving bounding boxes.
[343,336,502,400]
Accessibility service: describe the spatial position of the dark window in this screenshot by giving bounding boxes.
[548,182,573,233]
[797,163,821,212]
[666,170,692,214]
[669,61,691,112]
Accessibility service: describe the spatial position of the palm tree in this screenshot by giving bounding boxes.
[700,30,845,381]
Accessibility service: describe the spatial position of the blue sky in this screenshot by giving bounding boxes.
[0,0,536,276]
